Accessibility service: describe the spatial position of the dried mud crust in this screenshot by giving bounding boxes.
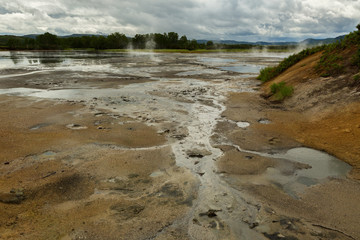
[0,96,198,240]
[214,75,360,239]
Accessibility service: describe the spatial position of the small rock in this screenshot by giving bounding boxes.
[208,221,217,228]
[197,172,205,176]
[66,124,87,130]
[0,189,25,204]
[277,233,285,238]
[249,221,259,229]
[192,218,201,226]
[199,209,221,218]
[268,137,280,145]
[4,161,9,165]
[186,148,211,158]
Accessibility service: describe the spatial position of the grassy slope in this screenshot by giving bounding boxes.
[257,28,360,178]
[258,28,360,83]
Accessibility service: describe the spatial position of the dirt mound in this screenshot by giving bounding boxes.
[259,48,360,179]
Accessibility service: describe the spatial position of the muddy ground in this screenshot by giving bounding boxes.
[0,51,359,240]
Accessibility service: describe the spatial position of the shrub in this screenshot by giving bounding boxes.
[316,53,344,77]
[351,48,360,68]
[270,82,294,101]
[257,45,325,82]
[354,73,360,81]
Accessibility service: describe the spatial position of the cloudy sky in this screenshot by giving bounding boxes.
[0,0,359,41]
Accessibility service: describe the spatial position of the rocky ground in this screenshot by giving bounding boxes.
[215,52,360,239]
[0,51,359,240]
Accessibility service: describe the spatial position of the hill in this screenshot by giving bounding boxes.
[300,35,345,45]
[197,36,342,46]
[258,25,360,178]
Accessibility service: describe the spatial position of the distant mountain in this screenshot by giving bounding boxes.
[299,35,345,45]
[22,34,39,39]
[254,41,298,46]
[197,39,299,45]
[21,34,105,39]
[198,36,344,46]
[60,34,106,38]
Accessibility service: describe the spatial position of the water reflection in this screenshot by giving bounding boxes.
[10,51,22,65]
[8,51,65,66]
[0,51,134,72]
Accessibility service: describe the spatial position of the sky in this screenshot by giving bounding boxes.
[0,0,359,42]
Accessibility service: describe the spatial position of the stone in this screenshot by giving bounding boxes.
[199,209,221,218]
[186,148,212,158]
[66,124,87,130]
[0,189,25,204]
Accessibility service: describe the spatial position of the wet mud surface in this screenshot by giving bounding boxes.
[0,51,359,240]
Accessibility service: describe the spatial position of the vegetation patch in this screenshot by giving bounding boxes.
[258,24,360,82]
[315,25,360,77]
[270,82,294,101]
[257,46,325,82]
[354,73,360,81]
[316,52,344,77]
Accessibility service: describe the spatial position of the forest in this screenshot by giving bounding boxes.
[0,32,294,51]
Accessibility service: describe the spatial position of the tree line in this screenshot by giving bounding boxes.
[1,31,297,51]
[1,32,211,50]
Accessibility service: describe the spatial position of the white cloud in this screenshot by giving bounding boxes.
[0,0,359,41]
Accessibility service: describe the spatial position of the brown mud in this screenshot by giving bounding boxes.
[0,51,359,240]
[216,52,360,239]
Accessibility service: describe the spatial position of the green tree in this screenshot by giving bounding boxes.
[107,32,129,49]
[6,38,21,50]
[132,34,146,49]
[36,32,59,50]
[206,41,214,49]
[167,32,179,48]
[187,39,198,50]
[179,35,188,49]
[91,36,107,50]
[154,33,166,49]
[24,38,36,50]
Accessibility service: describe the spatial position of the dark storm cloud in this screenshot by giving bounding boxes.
[0,0,359,41]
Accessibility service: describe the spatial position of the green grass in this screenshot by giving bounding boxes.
[316,53,344,77]
[354,73,360,81]
[351,48,360,68]
[257,46,325,82]
[257,26,360,83]
[270,81,294,101]
[315,30,360,77]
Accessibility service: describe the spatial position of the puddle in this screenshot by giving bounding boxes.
[150,171,164,177]
[220,64,262,73]
[236,121,250,128]
[176,69,224,76]
[276,147,351,180]
[198,57,237,63]
[239,147,352,198]
[258,118,271,124]
[42,151,56,156]
[30,123,51,130]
